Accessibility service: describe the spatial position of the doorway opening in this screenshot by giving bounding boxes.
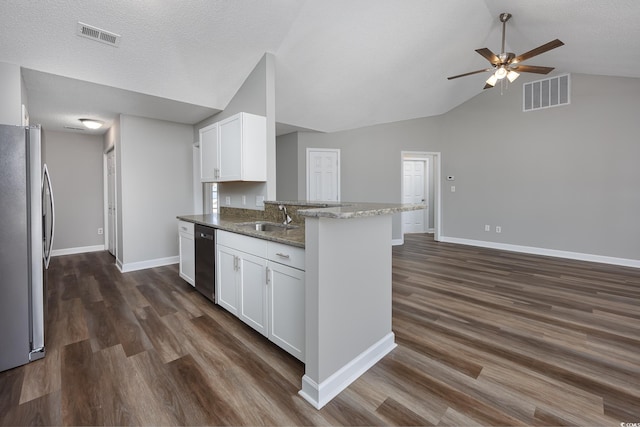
[401,151,441,241]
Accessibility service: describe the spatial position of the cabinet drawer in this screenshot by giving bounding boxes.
[178,221,194,235]
[217,230,267,257]
[267,242,305,270]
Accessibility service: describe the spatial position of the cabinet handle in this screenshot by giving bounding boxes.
[233,256,238,271]
[180,226,187,231]
[275,253,290,259]
[266,267,270,284]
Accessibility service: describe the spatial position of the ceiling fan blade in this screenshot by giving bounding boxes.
[447,68,491,80]
[475,48,500,65]
[483,83,495,90]
[514,65,555,74]
[513,39,564,63]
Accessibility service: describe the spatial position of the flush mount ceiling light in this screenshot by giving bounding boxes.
[448,12,564,90]
[79,118,103,130]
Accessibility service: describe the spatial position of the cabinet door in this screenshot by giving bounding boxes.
[217,115,242,181]
[178,232,195,286]
[268,262,305,361]
[200,123,219,182]
[238,253,268,336]
[216,245,239,315]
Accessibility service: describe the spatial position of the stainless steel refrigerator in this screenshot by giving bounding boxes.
[0,124,55,372]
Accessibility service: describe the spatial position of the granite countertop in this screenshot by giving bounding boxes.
[177,214,306,248]
[297,202,426,219]
[177,202,425,247]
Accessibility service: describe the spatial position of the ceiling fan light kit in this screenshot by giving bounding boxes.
[448,12,564,90]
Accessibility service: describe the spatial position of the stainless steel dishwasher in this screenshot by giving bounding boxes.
[194,224,215,302]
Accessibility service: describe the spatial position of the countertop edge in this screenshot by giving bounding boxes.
[298,203,426,219]
[177,215,305,248]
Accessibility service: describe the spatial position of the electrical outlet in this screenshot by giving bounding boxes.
[98,228,103,235]
[225,196,231,206]
[495,226,502,233]
[451,185,456,192]
[256,196,265,207]
[484,225,490,232]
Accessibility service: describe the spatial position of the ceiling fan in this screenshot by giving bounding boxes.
[447,13,564,89]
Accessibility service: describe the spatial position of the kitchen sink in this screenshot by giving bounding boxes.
[236,221,299,232]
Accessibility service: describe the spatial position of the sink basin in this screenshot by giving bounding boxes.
[236,221,299,232]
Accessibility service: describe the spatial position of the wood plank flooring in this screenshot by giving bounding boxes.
[1,234,639,425]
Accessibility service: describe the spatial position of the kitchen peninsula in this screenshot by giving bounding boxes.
[177,201,425,409]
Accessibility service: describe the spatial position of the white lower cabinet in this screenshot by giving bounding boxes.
[216,244,241,315]
[178,221,195,286]
[268,261,305,361]
[215,230,305,361]
[238,252,268,336]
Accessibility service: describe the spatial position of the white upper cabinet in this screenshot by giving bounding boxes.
[199,122,219,182]
[199,112,266,182]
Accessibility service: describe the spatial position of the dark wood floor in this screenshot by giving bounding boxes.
[1,234,639,426]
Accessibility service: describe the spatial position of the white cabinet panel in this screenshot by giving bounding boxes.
[216,244,240,315]
[267,241,305,270]
[268,262,305,361]
[218,114,242,181]
[238,253,268,336]
[199,123,219,182]
[178,221,195,286]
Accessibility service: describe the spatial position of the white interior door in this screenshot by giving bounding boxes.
[402,160,427,234]
[307,149,340,202]
[107,150,116,256]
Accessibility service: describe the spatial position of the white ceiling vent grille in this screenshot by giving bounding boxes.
[76,22,121,47]
[523,74,570,112]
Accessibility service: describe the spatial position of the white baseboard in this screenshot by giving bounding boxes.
[392,238,404,246]
[51,244,105,257]
[118,256,179,273]
[299,332,396,409]
[439,236,640,269]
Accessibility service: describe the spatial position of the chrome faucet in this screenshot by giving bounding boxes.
[278,204,292,225]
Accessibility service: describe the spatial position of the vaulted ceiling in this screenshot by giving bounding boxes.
[2,0,639,135]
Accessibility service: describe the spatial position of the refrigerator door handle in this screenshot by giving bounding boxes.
[42,164,55,269]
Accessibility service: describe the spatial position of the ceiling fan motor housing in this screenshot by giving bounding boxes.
[499,13,512,23]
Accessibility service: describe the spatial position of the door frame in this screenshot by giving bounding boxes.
[306,148,341,202]
[103,148,118,259]
[401,151,441,242]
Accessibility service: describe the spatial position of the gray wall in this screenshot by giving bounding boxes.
[296,117,442,239]
[194,53,276,210]
[283,73,640,261]
[440,73,640,260]
[118,115,193,267]
[276,132,299,200]
[44,130,105,251]
[0,62,22,125]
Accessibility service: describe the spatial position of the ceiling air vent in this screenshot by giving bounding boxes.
[76,22,121,47]
[523,74,570,112]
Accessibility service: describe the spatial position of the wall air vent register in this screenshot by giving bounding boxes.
[76,22,121,47]
[523,74,570,112]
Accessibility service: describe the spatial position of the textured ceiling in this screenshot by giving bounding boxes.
[2,0,640,135]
